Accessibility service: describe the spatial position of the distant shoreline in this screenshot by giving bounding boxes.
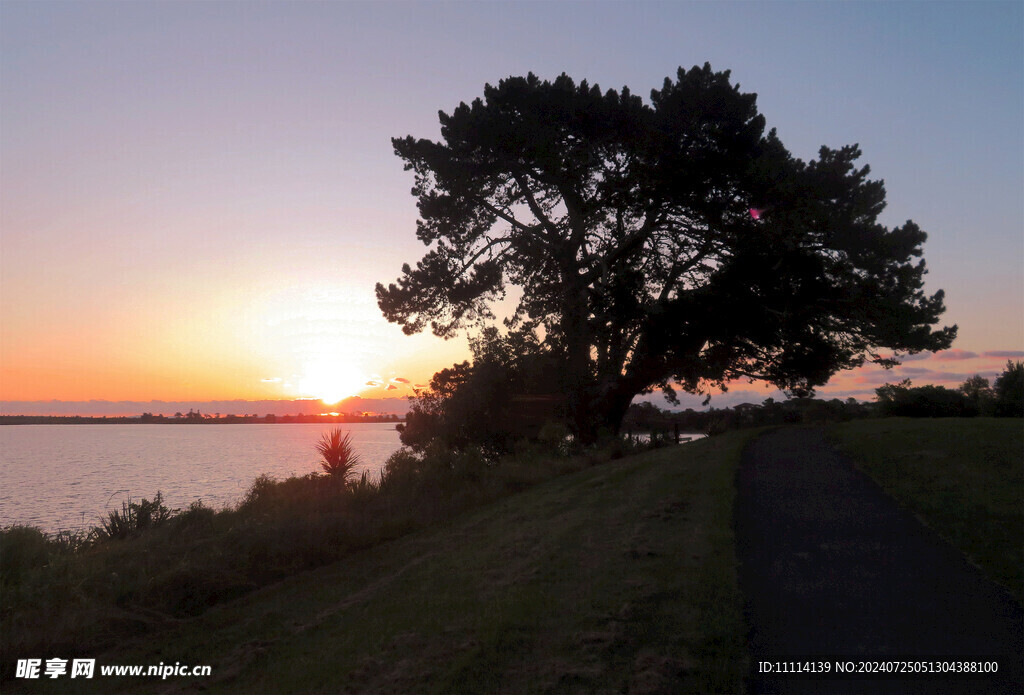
[0,414,403,425]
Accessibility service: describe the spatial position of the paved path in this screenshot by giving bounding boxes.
[734,427,1022,694]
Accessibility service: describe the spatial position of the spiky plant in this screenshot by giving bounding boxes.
[316,428,361,482]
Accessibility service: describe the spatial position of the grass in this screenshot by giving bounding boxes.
[1,444,595,671]
[827,417,1023,602]
[6,429,760,694]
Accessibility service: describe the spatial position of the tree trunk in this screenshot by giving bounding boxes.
[569,379,638,446]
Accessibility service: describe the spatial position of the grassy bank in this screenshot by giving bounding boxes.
[827,418,1023,602]
[1,441,623,670]
[7,430,759,694]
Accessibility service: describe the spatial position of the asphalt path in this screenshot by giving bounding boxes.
[734,427,1023,694]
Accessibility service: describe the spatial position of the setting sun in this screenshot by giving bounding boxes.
[298,360,366,405]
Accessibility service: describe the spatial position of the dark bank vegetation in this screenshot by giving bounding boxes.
[9,429,760,695]
[0,426,660,675]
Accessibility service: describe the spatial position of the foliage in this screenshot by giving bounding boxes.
[377,64,955,442]
[621,396,872,435]
[875,379,977,417]
[876,365,1024,419]
[315,428,362,481]
[993,360,1024,417]
[398,326,564,456]
[14,432,758,695]
[959,374,995,415]
[0,526,52,588]
[1,430,628,669]
[99,492,173,540]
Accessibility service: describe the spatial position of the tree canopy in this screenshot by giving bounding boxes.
[377,64,956,442]
[993,360,1024,417]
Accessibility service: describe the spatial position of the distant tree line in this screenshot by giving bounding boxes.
[875,361,1024,418]
[0,412,402,425]
[399,357,1023,454]
[622,360,1024,436]
[621,396,874,437]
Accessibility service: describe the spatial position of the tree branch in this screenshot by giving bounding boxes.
[509,169,562,240]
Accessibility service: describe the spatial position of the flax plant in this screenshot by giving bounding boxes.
[316,428,362,483]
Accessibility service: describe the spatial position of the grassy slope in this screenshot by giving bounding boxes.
[828,418,1023,602]
[26,430,759,695]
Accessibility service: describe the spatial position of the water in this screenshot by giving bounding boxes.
[0,423,402,533]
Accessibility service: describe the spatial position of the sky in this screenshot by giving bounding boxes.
[1,1,1022,414]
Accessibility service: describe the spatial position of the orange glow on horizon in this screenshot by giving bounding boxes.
[0,277,471,403]
[297,360,367,405]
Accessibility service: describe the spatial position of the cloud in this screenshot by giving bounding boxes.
[885,352,932,362]
[847,366,997,386]
[932,349,979,361]
[850,369,905,386]
[982,350,1024,358]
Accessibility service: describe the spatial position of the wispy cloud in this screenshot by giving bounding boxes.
[982,350,1024,358]
[896,352,933,362]
[932,349,979,361]
[847,367,998,386]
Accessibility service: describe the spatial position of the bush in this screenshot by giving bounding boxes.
[170,500,216,535]
[875,380,977,417]
[398,327,569,457]
[994,361,1024,417]
[0,526,51,587]
[99,492,173,540]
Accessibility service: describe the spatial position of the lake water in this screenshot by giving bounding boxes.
[0,423,402,533]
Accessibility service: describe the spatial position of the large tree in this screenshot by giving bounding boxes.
[377,64,956,442]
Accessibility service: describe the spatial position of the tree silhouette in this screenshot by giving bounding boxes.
[398,326,562,455]
[959,374,994,414]
[377,64,956,442]
[994,361,1024,417]
[316,428,362,482]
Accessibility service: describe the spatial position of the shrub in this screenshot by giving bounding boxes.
[0,526,51,586]
[171,500,216,535]
[994,361,1024,417]
[315,428,362,481]
[99,492,173,540]
[241,473,278,509]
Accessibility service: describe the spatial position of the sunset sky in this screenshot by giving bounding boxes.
[2,1,1021,414]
